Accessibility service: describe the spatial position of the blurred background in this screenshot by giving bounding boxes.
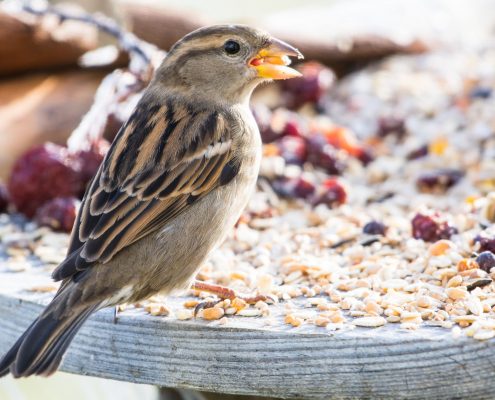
[1,0,495,399]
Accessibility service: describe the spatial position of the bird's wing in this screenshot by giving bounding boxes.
[52,96,241,281]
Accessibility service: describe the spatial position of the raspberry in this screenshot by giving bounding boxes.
[8,144,83,218]
[35,197,80,232]
[411,213,457,242]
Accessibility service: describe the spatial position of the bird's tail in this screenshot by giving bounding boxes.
[0,287,99,378]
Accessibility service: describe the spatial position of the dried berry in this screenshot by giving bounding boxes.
[407,144,429,160]
[476,251,495,273]
[8,144,83,218]
[313,179,347,208]
[252,105,277,143]
[411,213,458,242]
[363,221,387,236]
[470,87,492,99]
[377,116,406,139]
[474,235,495,254]
[354,148,375,165]
[275,136,307,165]
[73,139,110,188]
[35,197,80,232]
[280,62,335,109]
[255,108,303,144]
[322,126,371,164]
[272,177,315,200]
[282,119,305,138]
[306,134,346,175]
[0,184,9,213]
[416,169,464,193]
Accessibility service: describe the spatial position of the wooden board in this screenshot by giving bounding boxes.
[0,268,494,399]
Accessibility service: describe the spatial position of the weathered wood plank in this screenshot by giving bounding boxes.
[0,270,494,399]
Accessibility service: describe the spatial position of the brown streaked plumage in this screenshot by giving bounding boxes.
[0,24,302,378]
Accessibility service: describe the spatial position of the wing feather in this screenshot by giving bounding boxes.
[52,95,239,282]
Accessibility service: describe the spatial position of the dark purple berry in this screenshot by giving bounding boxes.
[35,197,80,232]
[407,144,428,160]
[476,251,495,273]
[0,184,9,213]
[470,87,492,99]
[272,177,316,200]
[473,235,495,254]
[377,116,406,139]
[411,213,458,242]
[8,144,83,218]
[416,169,464,193]
[363,221,387,236]
[307,134,345,175]
[280,62,335,109]
[313,179,347,208]
[276,136,307,165]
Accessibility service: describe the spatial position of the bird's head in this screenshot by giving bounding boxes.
[154,24,304,105]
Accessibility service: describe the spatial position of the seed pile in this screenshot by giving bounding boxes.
[2,45,495,340]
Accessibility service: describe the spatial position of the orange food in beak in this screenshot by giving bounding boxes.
[250,38,304,80]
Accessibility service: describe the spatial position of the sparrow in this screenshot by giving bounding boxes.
[0,24,303,378]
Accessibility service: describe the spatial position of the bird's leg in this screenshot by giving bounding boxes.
[113,306,118,324]
[191,280,271,304]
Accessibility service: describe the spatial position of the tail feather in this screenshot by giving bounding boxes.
[0,319,37,377]
[21,306,96,377]
[0,299,98,378]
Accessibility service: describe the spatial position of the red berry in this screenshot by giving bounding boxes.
[313,179,347,208]
[35,197,80,232]
[73,139,110,187]
[272,177,315,200]
[8,144,83,218]
[363,221,387,235]
[473,235,495,254]
[416,169,464,193]
[476,251,495,273]
[0,184,9,213]
[281,62,335,109]
[411,213,457,242]
[282,119,305,138]
[276,136,307,165]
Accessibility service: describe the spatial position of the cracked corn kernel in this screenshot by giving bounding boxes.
[231,297,247,312]
[203,307,225,320]
[285,314,303,327]
[446,287,469,300]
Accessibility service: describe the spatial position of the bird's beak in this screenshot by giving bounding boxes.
[249,38,304,80]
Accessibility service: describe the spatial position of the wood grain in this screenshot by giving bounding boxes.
[0,270,494,399]
[0,11,97,77]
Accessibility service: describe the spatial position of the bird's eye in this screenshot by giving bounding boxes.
[224,40,240,55]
